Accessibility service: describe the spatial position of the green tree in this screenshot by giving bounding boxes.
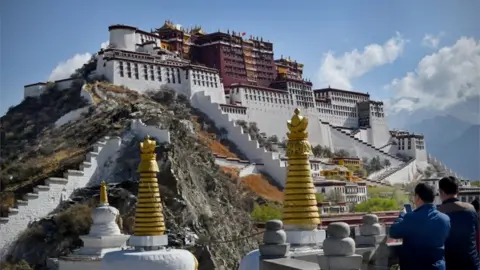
[354,197,401,212]
[383,159,391,167]
[333,149,350,158]
[315,193,325,203]
[312,145,334,158]
[326,190,344,203]
[251,203,282,222]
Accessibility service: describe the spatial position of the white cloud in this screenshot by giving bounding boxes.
[421,32,444,49]
[47,41,108,81]
[386,37,480,113]
[47,53,92,81]
[100,40,109,49]
[317,32,406,89]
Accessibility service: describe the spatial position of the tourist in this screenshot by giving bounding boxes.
[472,199,480,255]
[437,176,480,270]
[389,183,450,270]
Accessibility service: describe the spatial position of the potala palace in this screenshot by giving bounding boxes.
[4,21,476,270]
[24,21,462,189]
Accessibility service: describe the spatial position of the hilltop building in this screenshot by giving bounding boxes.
[23,20,464,187]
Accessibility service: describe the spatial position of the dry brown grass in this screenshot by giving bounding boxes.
[191,116,238,158]
[219,166,240,178]
[97,81,141,97]
[239,174,283,202]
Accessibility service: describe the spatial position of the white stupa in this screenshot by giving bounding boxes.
[101,136,198,270]
[58,181,130,270]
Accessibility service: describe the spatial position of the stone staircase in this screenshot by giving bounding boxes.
[378,142,392,151]
[0,136,122,250]
[374,158,417,183]
[322,121,403,163]
[350,129,361,136]
[191,92,287,187]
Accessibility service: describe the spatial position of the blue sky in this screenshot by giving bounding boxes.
[1,0,479,119]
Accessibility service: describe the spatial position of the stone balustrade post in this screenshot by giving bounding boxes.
[357,214,392,268]
[259,220,290,260]
[317,222,362,270]
[356,214,385,247]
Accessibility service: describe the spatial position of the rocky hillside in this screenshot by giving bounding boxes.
[0,81,265,269]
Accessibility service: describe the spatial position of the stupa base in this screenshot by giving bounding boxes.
[286,229,326,247]
[128,235,168,249]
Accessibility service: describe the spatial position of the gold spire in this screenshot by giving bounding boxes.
[133,135,166,236]
[282,109,321,229]
[99,181,109,205]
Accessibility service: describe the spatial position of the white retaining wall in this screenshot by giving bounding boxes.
[355,129,369,143]
[0,120,171,251]
[239,164,261,177]
[214,157,250,169]
[54,106,91,127]
[330,128,402,167]
[0,136,121,251]
[382,159,417,185]
[191,92,287,187]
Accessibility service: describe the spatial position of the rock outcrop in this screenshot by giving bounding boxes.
[1,83,261,269]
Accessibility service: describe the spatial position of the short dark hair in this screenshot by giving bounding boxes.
[414,183,435,203]
[438,176,459,195]
[472,199,480,212]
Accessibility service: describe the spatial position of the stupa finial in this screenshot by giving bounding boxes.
[286,108,309,141]
[283,109,320,230]
[99,180,109,206]
[133,135,166,236]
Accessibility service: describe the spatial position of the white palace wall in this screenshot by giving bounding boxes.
[191,92,288,186]
[0,120,171,251]
[95,57,226,104]
[225,98,334,148]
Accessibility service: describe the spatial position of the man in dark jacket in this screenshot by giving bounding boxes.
[437,176,480,270]
[390,182,450,270]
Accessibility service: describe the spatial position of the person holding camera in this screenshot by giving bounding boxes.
[389,182,451,270]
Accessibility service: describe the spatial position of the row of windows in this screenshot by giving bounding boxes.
[317,108,358,118]
[245,94,294,105]
[221,106,246,115]
[117,61,218,87]
[289,82,311,91]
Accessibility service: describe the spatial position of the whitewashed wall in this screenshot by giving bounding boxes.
[330,128,402,166]
[0,120,171,251]
[382,159,417,185]
[191,91,288,186]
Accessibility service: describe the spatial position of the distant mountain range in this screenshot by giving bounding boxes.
[405,115,480,180]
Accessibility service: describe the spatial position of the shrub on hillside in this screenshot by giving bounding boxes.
[312,145,334,158]
[353,197,400,212]
[0,260,33,270]
[5,203,93,265]
[333,149,351,158]
[250,203,282,222]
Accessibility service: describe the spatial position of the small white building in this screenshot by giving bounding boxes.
[313,179,368,205]
[24,78,76,98]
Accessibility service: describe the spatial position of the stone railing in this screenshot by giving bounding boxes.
[257,215,401,270]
